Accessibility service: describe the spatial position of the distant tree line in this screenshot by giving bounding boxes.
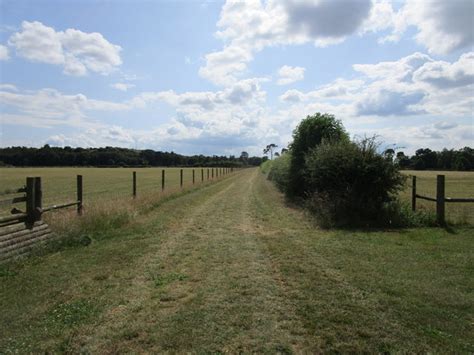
[0,145,266,167]
[390,147,474,171]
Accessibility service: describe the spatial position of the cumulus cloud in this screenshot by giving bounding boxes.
[8,21,122,75]
[277,65,305,85]
[0,87,129,128]
[412,52,474,89]
[284,0,372,42]
[281,51,473,121]
[356,90,425,116]
[200,0,373,85]
[0,44,9,60]
[376,0,474,54]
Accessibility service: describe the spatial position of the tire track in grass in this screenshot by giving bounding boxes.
[74,175,241,353]
[85,168,309,353]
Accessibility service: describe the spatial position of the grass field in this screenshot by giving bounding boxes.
[0,167,224,215]
[2,167,472,225]
[401,170,474,224]
[0,168,473,352]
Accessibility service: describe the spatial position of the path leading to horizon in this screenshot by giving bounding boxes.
[1,168,472,353]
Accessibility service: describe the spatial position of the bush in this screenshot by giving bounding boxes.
[288,113,349,198]
[260,159,273,174]
[304,137,406,227]
[268,153,291,193]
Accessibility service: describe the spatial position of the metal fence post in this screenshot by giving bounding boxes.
[193,169,195,184]
[180,169,183,188]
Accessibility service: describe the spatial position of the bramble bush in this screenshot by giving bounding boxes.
[304,138,406,227]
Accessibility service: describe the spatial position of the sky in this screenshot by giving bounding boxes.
[0,0,473,156]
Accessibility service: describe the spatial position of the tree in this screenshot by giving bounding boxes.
[288,113,349,198]
[274,152,280,158]
[384,148,395,161]
[240,151,249,159]
[281,148,288,155]
[263,143,278,160]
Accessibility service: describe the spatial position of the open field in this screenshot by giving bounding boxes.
[1,168,472,352]
[2,167,472,225]
[401,170,474,224]
[0,167,222,214]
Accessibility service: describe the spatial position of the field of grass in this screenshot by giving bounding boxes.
[0,168,472,352]
[401,170,474,224]
[0,167,225,215]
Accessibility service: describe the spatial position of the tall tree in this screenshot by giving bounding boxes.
[263,144,278,160]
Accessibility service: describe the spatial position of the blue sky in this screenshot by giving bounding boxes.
[0,0,473,156]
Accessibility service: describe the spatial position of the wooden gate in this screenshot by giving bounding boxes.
[0,176,83,263]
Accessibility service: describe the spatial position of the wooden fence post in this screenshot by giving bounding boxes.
[193,169,195,184]
[207,168,209,180]
[162,170,165,191]
[436,175,445,225]
[180,169,183,188]
[212,168,214,179]
[201,168,204,182]
[77,175,83,215]
[133,171,137,198]
[411,175,416,212]
[34,177,42,221]
[26,177,35,224]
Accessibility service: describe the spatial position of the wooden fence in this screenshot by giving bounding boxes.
[0,167,235,262]
[411,174,474,225]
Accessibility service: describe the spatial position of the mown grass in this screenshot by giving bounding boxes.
[401,170,474,224]
[0,168,472,352]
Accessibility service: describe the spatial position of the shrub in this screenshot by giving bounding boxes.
[268,153,291,193]
[304,137,406,227]
[288,113,349,198]
[260,159,273,174]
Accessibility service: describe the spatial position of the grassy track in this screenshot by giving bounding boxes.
[1,168,473,352]
[401,170,474,224]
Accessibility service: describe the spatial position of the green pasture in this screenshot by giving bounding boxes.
[401,170,474,224]
[0,167,220,214]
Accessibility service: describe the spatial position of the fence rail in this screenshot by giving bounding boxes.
[1,167,237,262]
[411,174,474,225]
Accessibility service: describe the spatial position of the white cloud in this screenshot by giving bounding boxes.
[412,52,474,89]
[376,0,474,54]
[0,44,9,60]
[277,65,305,85]
[8,21,122,76]
[0,84,17,91]
[0,87,130,128]
[111,83,136,92]
[200,0,373,85]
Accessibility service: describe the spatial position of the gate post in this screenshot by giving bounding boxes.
[34,177,42,220]
[26,177,36,224]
